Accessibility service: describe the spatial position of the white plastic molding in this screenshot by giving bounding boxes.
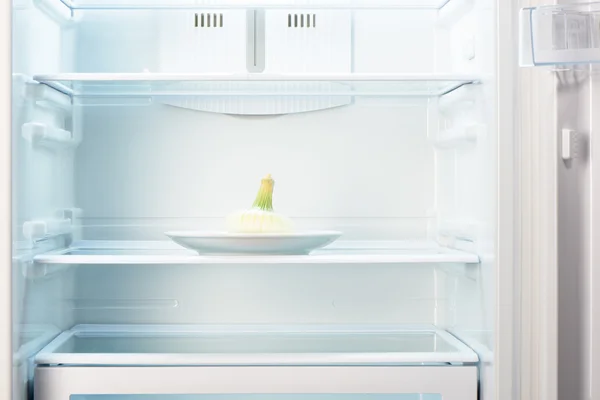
[25,80,72,111]
[23,219,73,241]
[22,122,78,149]
[32,0,73,24]
[433,124,483,149]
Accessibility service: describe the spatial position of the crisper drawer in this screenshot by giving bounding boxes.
[35,368,478,400]
[33,326,478,400]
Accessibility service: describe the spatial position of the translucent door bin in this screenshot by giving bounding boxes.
[34,325,478,400]
[520,2,600,66]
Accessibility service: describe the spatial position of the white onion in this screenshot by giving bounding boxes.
[226,174,293,233]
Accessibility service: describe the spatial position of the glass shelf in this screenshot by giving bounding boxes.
[33,73,479,98]
[32,240,481,265]
[520,2,600,66]
[35,324,479,365]
[59,0,454,10]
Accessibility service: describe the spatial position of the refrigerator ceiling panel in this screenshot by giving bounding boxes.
[58,0,454,10]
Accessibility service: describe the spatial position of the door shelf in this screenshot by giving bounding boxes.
[33,73,480,98]
[35,324,479,365]
[520,2,600,66]
[32,240,481,265]
[58,0,454,10]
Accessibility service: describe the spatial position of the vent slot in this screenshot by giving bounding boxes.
[195,13,224,28]
[288,13,316,28]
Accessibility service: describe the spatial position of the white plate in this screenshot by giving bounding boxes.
[165,231,342,255]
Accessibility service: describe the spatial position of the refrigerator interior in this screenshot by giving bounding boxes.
[12,0,497,399]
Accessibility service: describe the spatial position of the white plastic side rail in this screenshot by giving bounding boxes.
[22,122,78,149]
[437,84,477,114]
[32,0,73,25]
[24,80,72,110]
[437,0,474,27]
[13,325,61,366]
[13,75,72,110]
[438,220,478,243]
[433,124,483,149]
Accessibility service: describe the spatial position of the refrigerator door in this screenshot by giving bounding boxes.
[2,1,12,399]
[515,1,600,400]
[515,64,559,400]
[592,73,600,400]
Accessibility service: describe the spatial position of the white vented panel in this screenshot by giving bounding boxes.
[158,11,351,74]
[158,11,247,73]
[195,12,225,28]
[158,10,352,114]
[265,10,351,73]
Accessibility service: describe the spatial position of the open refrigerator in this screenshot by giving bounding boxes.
[5,0,599,399]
